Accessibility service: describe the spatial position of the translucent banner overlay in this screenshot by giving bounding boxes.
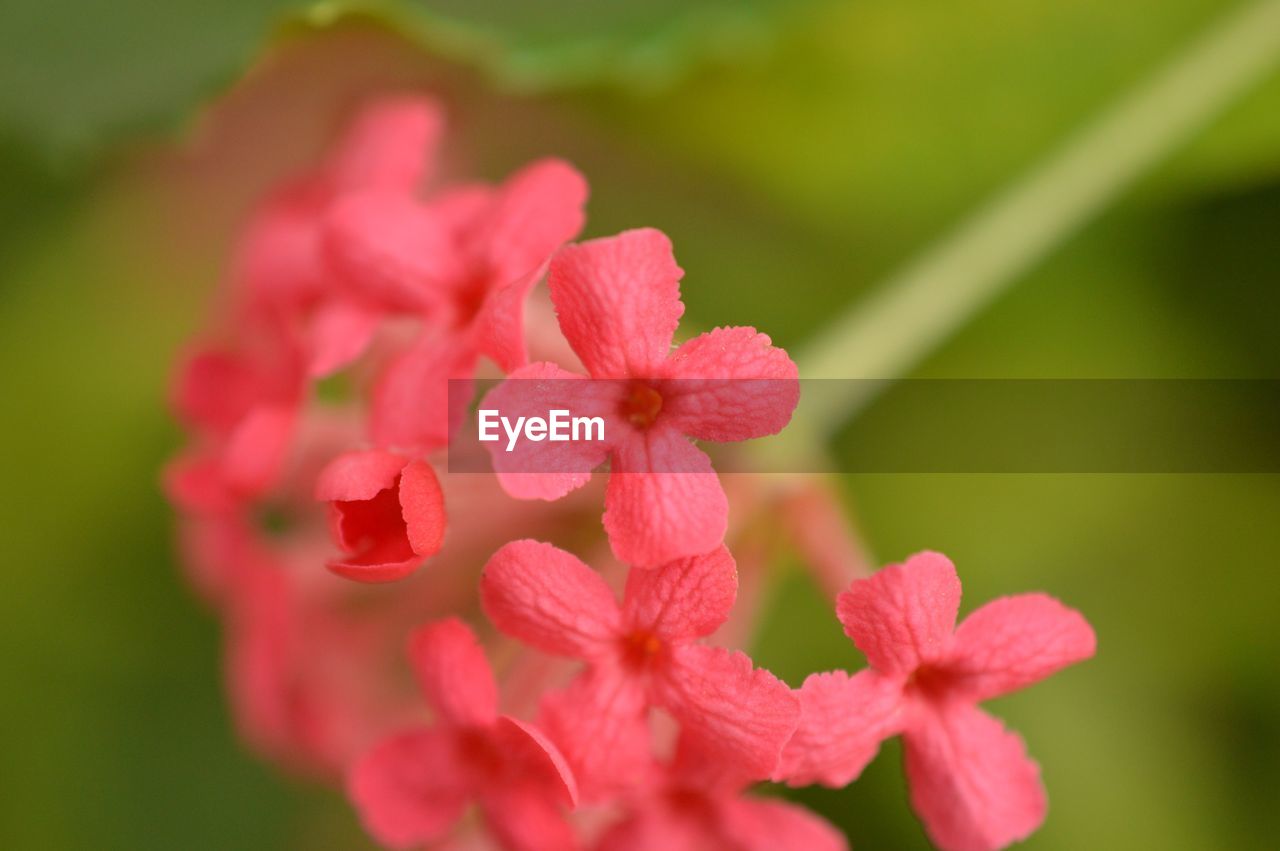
[448,379,1280,473]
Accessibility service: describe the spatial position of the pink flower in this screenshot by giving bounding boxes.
[480,539,798,800]
[314,449,446,583]
[595,734,847,851]
[482,228,799,567]
[234,95,444,377]
[326,156,589,452]
[775,551,1096,851]
[348,618,578,851]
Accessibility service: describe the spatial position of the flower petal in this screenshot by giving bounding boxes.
[481,540,621,659]
[903,703,1047,851]
[347,728,469,850]
[327,95,445,192]
[324,191,456,312]
[836,551,962,675]
[548,228,684,379]
[480,780,580,851]
[659,326,799,442]
[493,716,579,808]
[399,460,447,558]
[315,449,406,503]
[942,594,1096,702]
[657,644,799,781]
[622,545,737,642]
[482,362,614,500]
[604,430,728,568]
[538,665,651,802]
[306,300,384,377]
[371,333,477,453]
[221,404,296,497]
[720,798,849,851]
[479,158,589,286]
[774,669,902,787]
[408,618,498,727]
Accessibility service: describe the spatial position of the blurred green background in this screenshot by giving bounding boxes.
[2,1,1279,848]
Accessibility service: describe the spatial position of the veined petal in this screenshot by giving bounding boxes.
[548,228,684,379]
[604,430,728,568]
[836,551,962,675]
[942,593,1096,702]
[481,540,621,659]
[659,326,799,442]
[903,703,1047,851]
[657,644,799,781]
[774,669,902,787]
[622,546,737,642]
[482,362,615,500]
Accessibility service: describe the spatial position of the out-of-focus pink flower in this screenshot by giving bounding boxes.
[481,540,798,800]
[482,228,799,567]
[594,734,846,851]
[233,95,444,377]
[327,157,589,452]
[348,618,578,851]
[776,551,1096,851]
[315,449,446,583]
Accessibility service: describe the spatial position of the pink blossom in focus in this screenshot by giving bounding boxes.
[481,539,798,800]
[776,551,1097,851]
[483,228,799,567]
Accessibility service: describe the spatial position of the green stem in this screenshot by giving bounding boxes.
[782,0,1280,454]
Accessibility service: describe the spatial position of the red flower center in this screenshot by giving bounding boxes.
[620,630,664,668]
[621,383,663,429]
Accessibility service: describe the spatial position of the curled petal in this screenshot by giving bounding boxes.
[774,669,902,787]
[319,453,445,583]
[943,594,1096,702]
[347,728,468,850]
[657,644,799,781]
[622,546,738,641]
[836,551,962,675]
[492,716,579,809]
[481,540,621,658]
[548,228,684,379]
[903,703,1047,851]
[604,431,728,568]
[408,618,498,727]
[659,326,800,442]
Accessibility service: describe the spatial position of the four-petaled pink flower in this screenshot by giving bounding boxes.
[775,551,1097,851]
[482,228,799,567]
[349,617,578,851]
[596,734,847,851]
[314,449,446,582]
[480,539,799,800]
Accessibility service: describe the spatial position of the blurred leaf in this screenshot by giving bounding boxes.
[0,0,807,169]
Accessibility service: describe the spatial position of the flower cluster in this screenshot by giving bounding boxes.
[166,94,1096,850]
